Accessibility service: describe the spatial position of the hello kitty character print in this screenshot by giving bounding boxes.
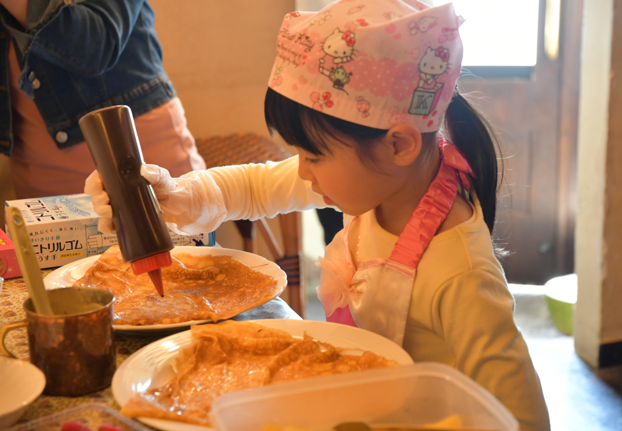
[318,28,356,92]
[418,46,449,90]
[408,46,450,117]
[268,0,463,133]
[409,16,437,35]
[321,28,356,64]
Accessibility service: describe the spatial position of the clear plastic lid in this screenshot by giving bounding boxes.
[6,403,149,431]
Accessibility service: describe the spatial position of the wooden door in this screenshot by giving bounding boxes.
[456,0,582,284]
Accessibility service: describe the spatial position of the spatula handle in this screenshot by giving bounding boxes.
[5,206,54,315]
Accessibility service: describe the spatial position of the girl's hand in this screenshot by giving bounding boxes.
[84,170,115,234]
[139,164,227,235]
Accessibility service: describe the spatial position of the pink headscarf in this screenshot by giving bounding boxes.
[268,0,464,132]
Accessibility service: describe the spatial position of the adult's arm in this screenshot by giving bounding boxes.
[3,0,145,76]
[0,0,27,27]
[88,156,330,236]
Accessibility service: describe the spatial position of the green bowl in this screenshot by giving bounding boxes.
[544,274,577,336]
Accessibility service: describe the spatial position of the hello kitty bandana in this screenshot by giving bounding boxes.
[268,0,464,132]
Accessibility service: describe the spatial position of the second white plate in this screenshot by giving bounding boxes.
[112,319,414,431]
[43,247,287,333]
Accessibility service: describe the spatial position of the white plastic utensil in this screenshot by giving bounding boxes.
[5,206,54,315]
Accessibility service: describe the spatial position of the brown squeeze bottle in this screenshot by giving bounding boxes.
[78,105,173,297]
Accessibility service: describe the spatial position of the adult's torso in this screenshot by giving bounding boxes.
[0,0,175,155]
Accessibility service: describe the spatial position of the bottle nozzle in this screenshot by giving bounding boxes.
[131,251,173,297]
[148,269,164,297]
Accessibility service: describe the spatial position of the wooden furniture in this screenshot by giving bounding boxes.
[194,133,305,317]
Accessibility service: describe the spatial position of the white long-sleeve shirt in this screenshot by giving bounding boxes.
[184,156,550,431]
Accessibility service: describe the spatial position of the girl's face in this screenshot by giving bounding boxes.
[295,136,398,216]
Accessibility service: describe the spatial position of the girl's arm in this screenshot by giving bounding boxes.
[435,271,550,431]
[6,0,145,76]
[204,156,326,222]
[86,156,328,236]
[162,156,327,234]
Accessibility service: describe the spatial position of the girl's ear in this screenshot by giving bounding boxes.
[384,123,422,167]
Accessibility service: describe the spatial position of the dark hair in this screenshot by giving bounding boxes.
[443,92,504,233]
[264,87,388,163]
[264,87,504,234]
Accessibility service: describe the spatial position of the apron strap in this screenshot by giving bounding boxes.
[324,138,474,330]
[390,138,474,268]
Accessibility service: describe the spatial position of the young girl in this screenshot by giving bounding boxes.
[86,1,549,429]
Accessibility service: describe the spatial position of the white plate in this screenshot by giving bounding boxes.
[43,247,287,333]
[0,357,46,429]
[112,319,414,431]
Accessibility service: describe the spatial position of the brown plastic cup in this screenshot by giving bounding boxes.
[0,287,116,396]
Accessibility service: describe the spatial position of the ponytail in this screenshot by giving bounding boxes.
[443,92,504,234]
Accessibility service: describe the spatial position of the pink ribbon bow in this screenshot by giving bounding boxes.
[342,30,356,46]
[435,46,449,62]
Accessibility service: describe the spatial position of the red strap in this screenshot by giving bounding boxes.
[390,138,473,268]
[326,304,358,327]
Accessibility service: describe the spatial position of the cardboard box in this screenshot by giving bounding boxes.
[4,194,215,269]
[0,228,22,279]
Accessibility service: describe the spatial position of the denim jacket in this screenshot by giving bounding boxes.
[0,0,176,156]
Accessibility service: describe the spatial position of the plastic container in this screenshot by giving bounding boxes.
[544,273,577,335]
[212,363,519,431]
[6,403,149,431]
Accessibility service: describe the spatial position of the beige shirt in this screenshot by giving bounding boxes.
[348,197,549,431]
[194,155,550,431]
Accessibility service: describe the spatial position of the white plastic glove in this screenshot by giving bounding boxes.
[84,164,228,236]
[84,170,115,234]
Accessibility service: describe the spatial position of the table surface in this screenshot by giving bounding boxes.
[0,269,301,426]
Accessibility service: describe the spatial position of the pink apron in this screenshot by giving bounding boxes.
[316,138,474,346]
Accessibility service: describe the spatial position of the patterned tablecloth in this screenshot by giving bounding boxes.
[0,270,301,425]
